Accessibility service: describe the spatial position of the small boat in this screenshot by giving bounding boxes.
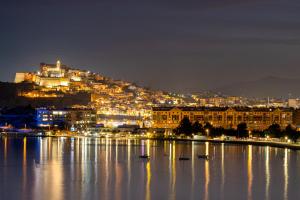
[139,155,150,159]
[179,157,190,161]
[197,154,209,160]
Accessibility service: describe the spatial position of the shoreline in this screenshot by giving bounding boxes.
[1,133,300,150]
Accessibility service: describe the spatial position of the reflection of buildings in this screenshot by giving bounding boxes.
[152,107,293,130]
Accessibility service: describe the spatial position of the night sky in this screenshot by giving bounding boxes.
[1,0,300,93]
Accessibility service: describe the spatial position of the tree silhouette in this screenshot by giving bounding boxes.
[192,121,203,134]
[285,124,299,142]
[175,117,193,136]
[267,123,282,138]
[237,122,248,138]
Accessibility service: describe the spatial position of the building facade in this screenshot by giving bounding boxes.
[67,108,97,131]
[152,107,293,131]
[36,108,96,131]
[288,99,300,109]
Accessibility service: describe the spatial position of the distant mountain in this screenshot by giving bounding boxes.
[213,76,300,98]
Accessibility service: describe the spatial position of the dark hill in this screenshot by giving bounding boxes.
[213,76,300,98]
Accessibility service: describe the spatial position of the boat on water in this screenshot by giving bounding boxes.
[197,154,209,160]
[179,157,190,161]
[139,155,150,159]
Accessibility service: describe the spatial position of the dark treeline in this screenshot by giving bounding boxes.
[174,117,300,142]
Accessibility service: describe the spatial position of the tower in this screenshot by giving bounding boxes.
[56,60,61,70]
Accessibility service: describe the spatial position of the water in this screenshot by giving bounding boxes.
[0,137,299,200]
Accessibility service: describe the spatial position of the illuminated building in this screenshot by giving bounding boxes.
[33,60,70,87]
[36,108,53,127]
[36,108,96,130]
[18,91,60,98]
[152,107,293,131]
[40,60,65,78]
[288,99,300,109]
[14,72,36,83]
[36,108,68,128]
[67,108,97,131]
[34,76,70,88]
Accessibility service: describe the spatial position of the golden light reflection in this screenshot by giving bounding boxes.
[44,138,48,160]
[147,139,150,156]
[204,142,210,200]
[4,136,7,161]
[192,141,195,180]
[48,137,52,159]
[164,141,167,155]
[94,138,97,162]
[50,144,63,200]
[127,139,131,194]
[172,141,176,200]
[169,142,176,200]
[109,138,112,162]
[34,138,64,200]
[76,137,80,165]
[284,148,288,200]
[23,137,27,164]
[22,137,27,193]
[221,143,225,195]
[115,139,118,162]
[247,145,253,200]
[105,137,109,196]
[265,146,270,200]
[191,141,195,199]
[115,139,121,200]
[146,161,151,200]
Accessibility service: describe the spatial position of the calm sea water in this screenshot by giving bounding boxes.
[0,137,299,200]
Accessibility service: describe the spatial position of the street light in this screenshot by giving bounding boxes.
[206,129,209,137]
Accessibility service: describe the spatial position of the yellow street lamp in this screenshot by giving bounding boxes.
[206,129,209,137]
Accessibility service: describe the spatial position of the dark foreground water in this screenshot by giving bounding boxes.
[0,137,300,200]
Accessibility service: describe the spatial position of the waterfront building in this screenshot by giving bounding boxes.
[66,108,97,131]
[152,107,293,131]
[36,108,96,130]
[36,108,68,128]
[36,108,53,127]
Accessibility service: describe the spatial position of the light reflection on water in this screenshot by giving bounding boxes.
[248,145,252,200]
[204,142,209,200]
[0,137,300,200]
[265,146,270,200]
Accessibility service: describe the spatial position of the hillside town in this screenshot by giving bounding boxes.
[0,60,299,138]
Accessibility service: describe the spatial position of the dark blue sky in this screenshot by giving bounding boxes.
[1,0,300,92]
